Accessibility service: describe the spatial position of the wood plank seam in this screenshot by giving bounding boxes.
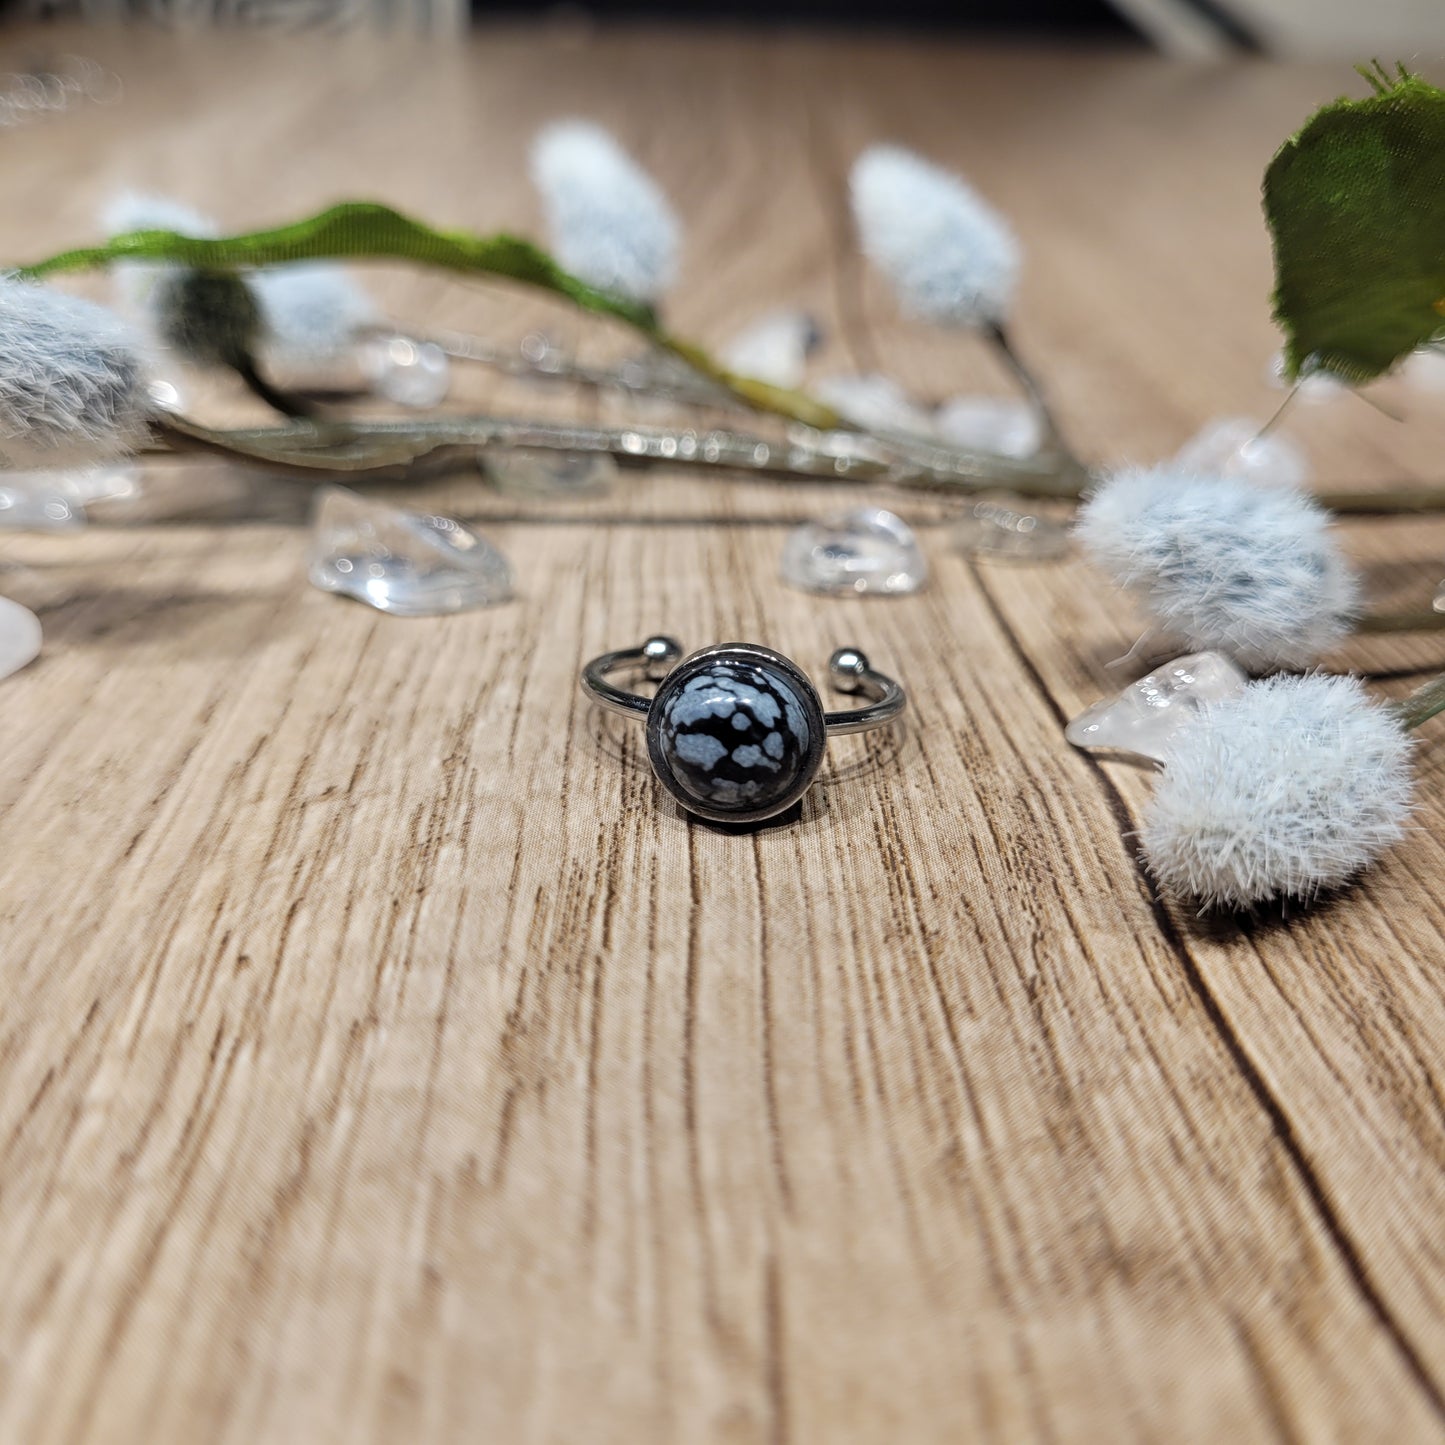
[967,557,1445,1422]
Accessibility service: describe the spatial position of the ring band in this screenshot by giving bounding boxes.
[581,637,907,824]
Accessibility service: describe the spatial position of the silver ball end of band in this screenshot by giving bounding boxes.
[828,647,870,693]
[642,635,683,680]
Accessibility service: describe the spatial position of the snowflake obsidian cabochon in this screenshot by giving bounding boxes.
[646,644,828,825]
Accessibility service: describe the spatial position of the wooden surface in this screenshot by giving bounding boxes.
[2,25,1445,1444]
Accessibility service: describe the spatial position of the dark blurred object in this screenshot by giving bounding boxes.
[475,0,1137,27]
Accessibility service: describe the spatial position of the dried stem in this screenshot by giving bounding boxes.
[984,322,1068,454]
[1355,609,1445,634]
[1317,485,1445,514]
[149,409,1088,497]
[1396,673,1445,731]
[426,328,739,411]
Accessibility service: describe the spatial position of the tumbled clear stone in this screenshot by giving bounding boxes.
[934,397,1041,458]
[363,334,451,409]
[1434,578,1445,614]
[483,447,616,498]
[1174,417,1308,490]
[953,495,1069,562]
[0,595,41,681]
[308,485,512,616]
[0,479,83,530]
[780,506,927,596]
[813,374,935,436]
[1065,652,1248,762]
[720,310,822,389]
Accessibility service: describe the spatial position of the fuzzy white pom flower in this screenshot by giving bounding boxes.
[0,278,150,466]
[849,145,1018,328]
[104,193,219,316]
[103,192,219,244]
[1141,674,1412,907]
[251,264,376,367]
[530,120,679,306]
[1075,465,1360,671]
[104,193,374,371]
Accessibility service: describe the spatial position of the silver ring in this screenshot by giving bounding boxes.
[581,637,907,825]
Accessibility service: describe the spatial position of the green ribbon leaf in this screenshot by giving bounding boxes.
[15,199,660,332]
[1265,64,1445,384]
[12,200,850,429]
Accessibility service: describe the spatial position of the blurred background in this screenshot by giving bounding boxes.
[2,0,1440,58]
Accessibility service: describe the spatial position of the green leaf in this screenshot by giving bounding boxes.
[11,200,854,430]
[14,200,659,332]
[1265,67,1445,384]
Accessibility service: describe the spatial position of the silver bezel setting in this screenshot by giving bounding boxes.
[645,642,828,825]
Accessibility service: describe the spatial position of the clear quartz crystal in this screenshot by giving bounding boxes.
[0,595,42,681]
[364,334,451,409]
[719,310,821,389]
[0,478,83,530]
[1065,652,1248,762]
[780,506,927,596]
[933,397,1040,458]
[308,485,513,616]
[953,495,1069,562]
[0,462,142,531]
[482,447,616,498]
[1174,417,1308,490]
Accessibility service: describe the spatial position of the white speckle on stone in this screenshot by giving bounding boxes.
[732,745,781,772]
[673,733,728,770]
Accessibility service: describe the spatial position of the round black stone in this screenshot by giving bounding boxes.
[649,652,819,820]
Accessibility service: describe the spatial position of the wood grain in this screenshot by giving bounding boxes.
[1,25,1444,1444]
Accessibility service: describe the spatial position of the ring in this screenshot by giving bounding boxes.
[581,637,907,825]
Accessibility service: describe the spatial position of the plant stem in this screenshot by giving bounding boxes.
[1317,485,1445,514]
[1396,672,1445,730]
[985,322,1067,454]
[12,211,1106,477]
[15,211,845,433]
[1355,608,1445,634]
[657,334,842,430]
[149,409,1087,496]
[425,329,739,410]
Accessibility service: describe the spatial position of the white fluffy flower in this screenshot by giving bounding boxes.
[530,120,679,306]
[849,145,1018,327]
[103,193,374,370]
[251,264,376,367]
[1141,674,1412,908]
[813,372,934,435]
[0,278,150,466]
[1075,465,1360,671]
[104,192,218,316]
[103,192,218,244]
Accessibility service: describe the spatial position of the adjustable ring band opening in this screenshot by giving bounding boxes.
[580,637,907,825]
